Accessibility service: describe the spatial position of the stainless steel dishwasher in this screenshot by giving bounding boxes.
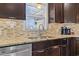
[0,44,32,56]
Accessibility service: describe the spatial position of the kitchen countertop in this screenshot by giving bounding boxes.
[0,34,76,47]
[0,23,79,47]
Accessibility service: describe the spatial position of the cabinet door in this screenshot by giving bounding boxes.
[64,3,77,23]
[76,37,79,55]
[32,41,46,51]
[32,41,48,56]
[66,38,76,56]
[48,3,64,23]
[5,3,25,20]
[55,3,64,23]
[4,3,17,18]
[48,3,55,23]
[48,45,61,56]
[15,3,26,20]
[76,4,79,23]
[0,4,7,18]
[0,3,25,20]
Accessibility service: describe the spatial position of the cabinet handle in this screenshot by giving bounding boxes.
[51,46,59,48]
[35,50,45,53]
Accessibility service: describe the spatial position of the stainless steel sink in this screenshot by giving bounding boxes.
[27,35,52,39]
[28,37,39,39]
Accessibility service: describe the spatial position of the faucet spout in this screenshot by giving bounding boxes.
[38,24,44,37]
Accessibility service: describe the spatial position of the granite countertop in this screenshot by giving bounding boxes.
[0,33,76,47]
[0,23,79,47]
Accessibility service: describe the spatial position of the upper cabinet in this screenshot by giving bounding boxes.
[64,3,77,23]
[76,4,79,23]
[55,3,64,23]
[0,3,26,20]
[48,3,64,23]
[48,3,79,23]
[48,3,55,23]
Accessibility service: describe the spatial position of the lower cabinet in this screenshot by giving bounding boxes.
[32,41,48,56]
[65,37,76,56]
[0,37,76,56]
[76,37,79,55]
[32,38,76,56]
[32,40,65,56]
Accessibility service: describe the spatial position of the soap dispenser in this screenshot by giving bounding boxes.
[61,26,66,35]
[63,26,67,35]
[61,27,64,35]
[68,28,71,35]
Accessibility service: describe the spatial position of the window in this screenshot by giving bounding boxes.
[26,3,48,31]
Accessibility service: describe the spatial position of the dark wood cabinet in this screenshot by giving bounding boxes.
[15,3,26,20]
[55,3,64,23]
[76,4,79,23]
[66,37,77,56]
[62,38,76,56]
[48,3,79,23]
[32,40,63,56]
[76,37,79,55]
[0,3,25,20]
[64,3,77,23]
[48,3,55,23]
[5,4,18,18]
[32,38,76,56]
[48,3,64,23]
[32,41,48,56]
[47,39,67,56]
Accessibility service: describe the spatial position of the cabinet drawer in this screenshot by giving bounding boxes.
[32,49,48,56]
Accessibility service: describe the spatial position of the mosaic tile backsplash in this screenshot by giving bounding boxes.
[0,18,25,40]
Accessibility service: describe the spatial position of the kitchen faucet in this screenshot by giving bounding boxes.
[27,24,45,39]
[38,24,44,37]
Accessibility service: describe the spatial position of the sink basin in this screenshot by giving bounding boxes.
[27,36,52,39]
[28,37,39,39]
